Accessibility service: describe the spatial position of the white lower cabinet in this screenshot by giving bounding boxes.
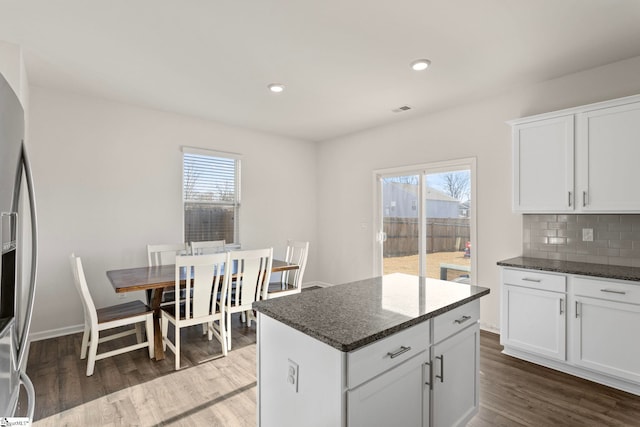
[571,278,640,384]
[501,284,566,360]
[500,267,640,395]
[347,321,430,427]
[347,301,480,427]
[348,353,428,427]
[501,269,567,360]
[431,322,480,427]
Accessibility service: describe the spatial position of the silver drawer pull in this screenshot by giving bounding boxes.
[522,278,542,283]
[387,346,411,359]
[454,315,472,324]
[600,289,627,295]
[436,355,444,383]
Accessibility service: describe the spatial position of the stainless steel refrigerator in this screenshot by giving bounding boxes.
[0,72,37,419]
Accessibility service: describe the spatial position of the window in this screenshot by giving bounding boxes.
[182,147,241,244]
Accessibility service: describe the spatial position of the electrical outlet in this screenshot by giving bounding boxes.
[287,359,299,393]
[582,228,594,242]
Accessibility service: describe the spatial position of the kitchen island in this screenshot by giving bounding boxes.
[253,273,490,427]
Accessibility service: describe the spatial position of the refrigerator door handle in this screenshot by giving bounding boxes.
[14,144,38,371]
[20,371,35,421]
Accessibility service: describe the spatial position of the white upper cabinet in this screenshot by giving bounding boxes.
[576,102,640,211]
[510,94,640,213]
[512,115,574,212]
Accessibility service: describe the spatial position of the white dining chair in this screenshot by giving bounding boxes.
[161,253,229,370]
[146,243,188,305]
[70,254,154,376]
[147,243,188,266]
[224,248,273,350]
[266,240,309,299]
[190,240,226,255]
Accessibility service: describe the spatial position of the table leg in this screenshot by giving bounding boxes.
[151,288,165,361]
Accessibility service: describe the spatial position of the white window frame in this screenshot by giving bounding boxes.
[182,146,242,244]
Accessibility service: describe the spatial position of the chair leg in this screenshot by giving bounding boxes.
[246,310,255,328]
[220,318,228,357]
[207,321,213,341]
[135,323,143,343]
[161,317,168,351]
[86,329,99,376]
[145,315,154,359]
[226,311,232,351]
[174,323,180,371]
[80,323,90,360]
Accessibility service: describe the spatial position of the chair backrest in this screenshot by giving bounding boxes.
[282,240,309,289]
[190,240,226,255]
[147,243,188,266]
[175,253,229,319]
[69,254,98,327]
[227,248,273,305]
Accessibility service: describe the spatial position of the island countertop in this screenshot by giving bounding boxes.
[253,273,490,352]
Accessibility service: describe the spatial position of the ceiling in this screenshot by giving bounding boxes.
[1,1,640,142]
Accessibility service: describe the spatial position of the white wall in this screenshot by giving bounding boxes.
[316,55,640,332]
[27,86,317,338]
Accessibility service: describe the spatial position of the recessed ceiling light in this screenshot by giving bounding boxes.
[410,59,431,71]
[268,83,285,93]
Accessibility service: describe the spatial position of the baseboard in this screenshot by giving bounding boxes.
[502,346,640,396]
[479,322,500,334]
[30,324,84,342]
[302,281,334,288]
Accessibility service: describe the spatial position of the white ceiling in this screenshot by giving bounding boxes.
[1,0,640,142]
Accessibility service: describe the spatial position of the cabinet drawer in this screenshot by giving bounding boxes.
[573,277,640,305]
[503,268,566,292]
[433,300,479,344]
[347,321,429,389]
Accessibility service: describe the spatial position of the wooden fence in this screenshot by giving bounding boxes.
[384,217,470,257]
[184,203,235,243]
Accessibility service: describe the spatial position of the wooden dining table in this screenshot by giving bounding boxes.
[106,259,299,360]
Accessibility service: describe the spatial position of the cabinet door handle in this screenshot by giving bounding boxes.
[521,278,541,283]
[583,191,587,207]
[575,301,580,318]
[435,355,444,383]
[424,361,432,389]
[600,288,627,295]
[568,191,572,207]
[454,315,472,324]
[559,299,564,315]
[387,346,411,359]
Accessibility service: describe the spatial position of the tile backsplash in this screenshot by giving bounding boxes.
[523,214,640,267]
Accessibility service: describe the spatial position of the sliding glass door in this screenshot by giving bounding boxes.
[375,159,475,283]
[379,174,422,276]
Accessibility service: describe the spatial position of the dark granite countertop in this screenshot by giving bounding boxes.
[497,256,640,282]
[253,273,490,353]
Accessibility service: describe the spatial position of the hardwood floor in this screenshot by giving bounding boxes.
[469,331,640,427]
[22,324,640,426]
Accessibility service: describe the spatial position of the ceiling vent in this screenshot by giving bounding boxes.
[392,105,412,113]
